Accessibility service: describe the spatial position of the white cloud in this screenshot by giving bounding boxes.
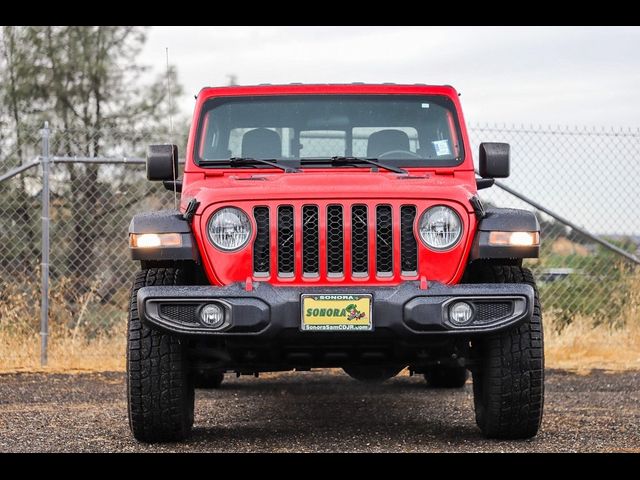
[139,27,640,233]
[140,26,640,128]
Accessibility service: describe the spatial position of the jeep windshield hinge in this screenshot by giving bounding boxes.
[183,199,200,223]
[469,195,486,219]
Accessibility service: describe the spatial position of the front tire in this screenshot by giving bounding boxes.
[469,265,544,439]
[127,268,195,443]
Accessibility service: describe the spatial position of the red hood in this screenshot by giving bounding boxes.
[181,169,478,210]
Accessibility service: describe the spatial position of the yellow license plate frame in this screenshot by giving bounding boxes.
[301,294,373,331]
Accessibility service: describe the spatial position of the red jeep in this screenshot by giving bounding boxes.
[127,84,543,442]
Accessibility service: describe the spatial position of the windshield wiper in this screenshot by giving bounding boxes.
[301,156,407,175]
[200,157,300,173]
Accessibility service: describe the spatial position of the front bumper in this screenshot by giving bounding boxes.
[137,281,534,338]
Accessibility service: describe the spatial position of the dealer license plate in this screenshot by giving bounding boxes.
[301,294,372,331]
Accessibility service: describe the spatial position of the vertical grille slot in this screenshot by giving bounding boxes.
[351,205,368,275]
[278,206,294,276]
[376,205,393,275]
[400,206,418,274]
[327,205,344,275]
[253,207,270,275]
[302,206,319,275]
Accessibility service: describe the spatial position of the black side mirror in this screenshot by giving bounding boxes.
[479,142,510,178]
[147,144,178,181]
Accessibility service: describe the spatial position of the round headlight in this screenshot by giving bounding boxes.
[207,207,251,251]
[419,206,462,251]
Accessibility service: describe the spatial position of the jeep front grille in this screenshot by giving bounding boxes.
[252,202,419,281]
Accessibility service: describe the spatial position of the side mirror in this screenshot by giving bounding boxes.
[479,142,510,178]
[147,144,178,181]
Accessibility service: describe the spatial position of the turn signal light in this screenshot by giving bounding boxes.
[129,233,182,248]
[488,231,539,247]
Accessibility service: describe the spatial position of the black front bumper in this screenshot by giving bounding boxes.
[137,281,534,339]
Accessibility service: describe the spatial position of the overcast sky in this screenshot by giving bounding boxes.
[140,27,640,234]
[141,26,640,128]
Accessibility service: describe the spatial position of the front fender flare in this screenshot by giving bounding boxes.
[128,210,199,261]
[470,208,540,260]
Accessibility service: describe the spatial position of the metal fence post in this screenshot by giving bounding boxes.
[40,122,50,367]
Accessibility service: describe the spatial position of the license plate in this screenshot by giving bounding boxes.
[301,294,372,331]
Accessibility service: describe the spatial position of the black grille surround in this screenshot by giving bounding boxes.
[253,207,270,275]
[302,206,319,275]
[376,205,393,275]
[251,202,420,281]
[351,205,368,275]
[278,206,295,276]
[326,205,344,275]
[400,206,418,274]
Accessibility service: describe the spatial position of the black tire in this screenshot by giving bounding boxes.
[127,268,195,443]
[469,265,544,439]
[194,370,224,389]
[424,366,468,388]
[343,365,403,383]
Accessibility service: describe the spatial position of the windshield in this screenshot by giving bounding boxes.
[196,95,464,167]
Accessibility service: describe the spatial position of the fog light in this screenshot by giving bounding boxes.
[449,302,474,325]
[199,304,225,328]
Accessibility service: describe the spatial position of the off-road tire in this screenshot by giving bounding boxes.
[194,370,224,389]
[424,366,469,388]
[343,366,404,383]
[127,268,195,443]
[469,265,544,439]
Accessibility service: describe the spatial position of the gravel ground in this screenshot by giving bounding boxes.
[0,369,638,452]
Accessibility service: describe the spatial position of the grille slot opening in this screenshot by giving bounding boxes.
[376,205,393,276]
[253,207,270,276]
[351,205,368,276]
[400,205,418,274]
[302,205,319,276]
[278,206,295,276]
[327,205,344,275]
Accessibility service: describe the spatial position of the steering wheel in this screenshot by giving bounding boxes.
[377,150,421,160]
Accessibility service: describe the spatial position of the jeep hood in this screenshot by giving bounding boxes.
[181,170,478,211]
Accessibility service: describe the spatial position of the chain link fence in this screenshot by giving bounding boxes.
[1,122,638,368]
[467,125,640,327]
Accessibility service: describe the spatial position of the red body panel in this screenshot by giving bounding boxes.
[181,84,478,287]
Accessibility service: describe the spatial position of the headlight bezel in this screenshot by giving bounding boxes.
[418,205,463,252]
[206,206,252,252]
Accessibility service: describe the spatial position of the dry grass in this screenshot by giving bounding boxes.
[545,270,640,372]
[0,277,126,373]
[1,273,639,374]
[545,315,640,372]
[0,330,125,373]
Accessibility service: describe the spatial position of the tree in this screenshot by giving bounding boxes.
[0,26,184,295]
